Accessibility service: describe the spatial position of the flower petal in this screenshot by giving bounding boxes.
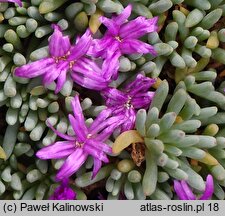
[49,24,71,57]
[181,180,196,200]
[87,36,116,58]
[76,57,102,74]
[131,92,154,109]
[120,16,158,39]
[55,66,68,94]
[88,139,112,154]
[68,114,86,142]
[101,88,127,106]
[120,38,157,55]
[70,96,88,136]
[112,4,132,25]
[36,141,75,159]
[56,148,88,181]
[174,180,189,200]
[88,109,112,133]
[121,109,136,132]
[125,74,156,94]
[71,72,108,90]
[199,175,214,200]
[14,58,54,78]
[83,144,109,163]
[92,158,102,179]
[42,65,60,86]
[95,118,124,141]
[68,29,92,61]
[73,58,108,82]
[99,16,119,36]
[102,50,120,80]
[89,116,123,135]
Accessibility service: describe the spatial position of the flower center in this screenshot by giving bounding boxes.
[53,51,76,69]
[53,51,71,63]
[75,141,84,148]
[69,61,75,69]
[87,134,92,138]
[115,36,123,42]
[124,96,133,109]
[75,134,92,148]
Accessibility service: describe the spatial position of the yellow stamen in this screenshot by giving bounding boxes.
[75,141,84,148]
[124,96,133,109]
[115,36,123,42]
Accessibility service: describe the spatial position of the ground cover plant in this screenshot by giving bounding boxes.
[0,0,225,200]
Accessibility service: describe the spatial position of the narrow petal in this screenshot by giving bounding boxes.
[120,39,157,55]
[56,148,88,181]
[113,4,132,25]
[73,59,108,82]
[47,120,75,141]
[88,139,112,154]
[70,96,88,136]
[68,114,86,142]
[102,50,120,80]
[71,73,108,90]
[77,57,102,74]
[1,0,22,6]
[83,144,109,163]
[125,74,156,94]
[89,116,123,135]
[174,180,189,200]
[49,24,71,57]
[87,36,117,58]
[121,109,136,132]
[99,16,119,36]
[199,175,214,200]
[36,141,75,159]
[120,16,158,39]
[42,65,60,86]
[181,180,196,200]
[101,88,127,106]
[92,158,102,179]
[95,118,125,141]
[55,66,68,94]
[88,109,112,133]
[14,58,54,78]
[68,29,92,61]
[131,93,154,109]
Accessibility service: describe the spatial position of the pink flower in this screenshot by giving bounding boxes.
[89,5,158,80]
[102,74,155,131]
[49,179,76,200]
[15,25,109,93]
[174,175,214,200]
[36,95,124,181]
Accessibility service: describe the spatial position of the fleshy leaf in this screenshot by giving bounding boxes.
[198,152,219,165]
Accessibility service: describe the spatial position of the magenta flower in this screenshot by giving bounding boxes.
[49,179,76,200]
[174,175,214,200]
[89,5,158,80]
[36,95,124,181]
[0,0,22,6]
[15,25,109,93]
[101,74,155,132]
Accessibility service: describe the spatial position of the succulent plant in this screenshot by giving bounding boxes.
[0,0,224,200]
